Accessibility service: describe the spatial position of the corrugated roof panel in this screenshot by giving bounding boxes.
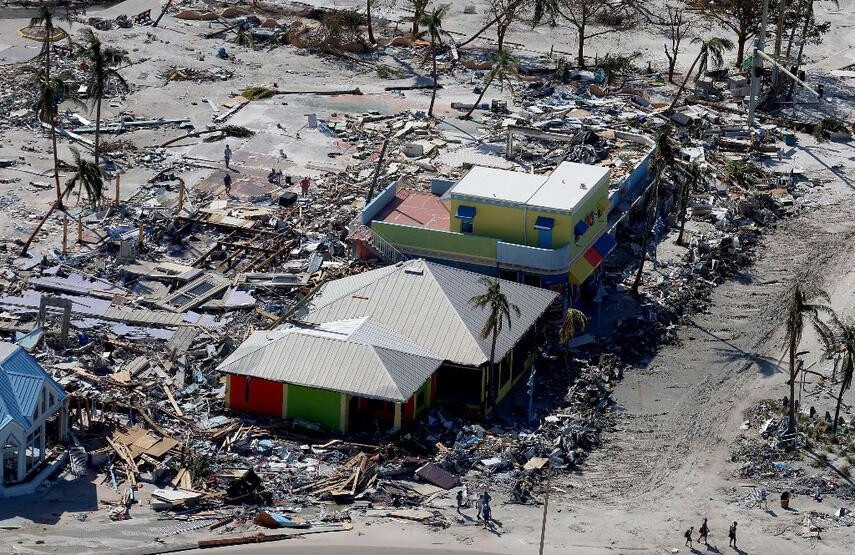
[0,343,66,433]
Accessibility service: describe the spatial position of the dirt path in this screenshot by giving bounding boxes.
[555,182,855,553]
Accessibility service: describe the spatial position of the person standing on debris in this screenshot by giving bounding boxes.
[684,526,694,547]
[300,176,310,196]
[481,502,492,529]
[224,144,232,169]
[698,518,709,545]
[728,521,738,548]
[223,173,232,197]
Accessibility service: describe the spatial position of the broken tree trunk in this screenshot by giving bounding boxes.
[365,139,389,203]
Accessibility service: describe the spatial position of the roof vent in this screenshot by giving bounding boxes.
[404,267,424,276]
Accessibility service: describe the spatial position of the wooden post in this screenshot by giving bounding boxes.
[62,216,68,254]
[114,174,121,206]
[538,461,552,555]
[77,217,83,243]
[138,221,144,247]
[177,178,185,213]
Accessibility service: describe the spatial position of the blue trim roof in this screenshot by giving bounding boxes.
[533,217,554,231]
[455,205,476,220]
[0,343,66,433]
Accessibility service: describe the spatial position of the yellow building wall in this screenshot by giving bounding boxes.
[449,186,609,251]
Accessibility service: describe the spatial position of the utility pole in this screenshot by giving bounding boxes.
[772,0,789,90]
[748,0,772,127]
[538,461,553,555]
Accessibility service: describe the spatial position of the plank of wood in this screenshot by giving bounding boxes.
[163,385,184,416]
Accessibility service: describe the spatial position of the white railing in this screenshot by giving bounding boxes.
[356,225,407,264]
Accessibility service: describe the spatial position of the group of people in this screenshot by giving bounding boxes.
[456,486,494,529]
[684,518,739,549]
[222,145,311,198]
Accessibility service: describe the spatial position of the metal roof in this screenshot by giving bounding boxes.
[217,318,443,403]
[298,259,558,367]
[0,342,66,434]
[448,162,609,213]
[527,162,610,213]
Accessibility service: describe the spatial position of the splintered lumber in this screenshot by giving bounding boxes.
[163,385,184,416]
[106,437,139,474]
[197,523,353,548]
[294,452,378,497]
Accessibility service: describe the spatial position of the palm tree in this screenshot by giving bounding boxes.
[21,69,79,256]
[630,129,675,296]
[559,307,588,345]
[30,2,70,81]
[668,36,734,110]
[463,49,518,119]
[81,29,129,169]
[782,283,835,436]
[470,277,520,413]
[826,322,855,437]
[418,3,449,118]
[63,148,105,208]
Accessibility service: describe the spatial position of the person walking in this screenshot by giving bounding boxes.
[481,502,491,529]
[475,494,484,521]
[224,145,232,169]
[728,521,738,548]
[698,518,709,545]
[684,526,694,547]
[223,173,232,197]
[456,490,463,513]
[300,176,310,196]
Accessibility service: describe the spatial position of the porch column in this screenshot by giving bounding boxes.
[59,401,69,441]
[16,439,26,482]
[393,403,402,431]
[38,424,46,462]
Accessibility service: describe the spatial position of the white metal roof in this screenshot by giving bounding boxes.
[297,259,558,367]
[216,317,443,403]
[448,162,610,213]
[450,166,546,204]
[527,162,610,213]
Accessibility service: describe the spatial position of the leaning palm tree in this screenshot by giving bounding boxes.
[630,129,675,296]
[21,69,79,256]
[668,36,734,110]
[418,3,450,118]
[470,277,520,413]
[463,49,518,119]
[826,322,854,437]
[80,29,129,169]
[674,161,704,247]
[63,148,105,208]
[782,283,835,436]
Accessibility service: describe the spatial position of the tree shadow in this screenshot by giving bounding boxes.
[688,320,782,376]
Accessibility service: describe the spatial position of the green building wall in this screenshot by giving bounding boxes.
[286,384,342,430]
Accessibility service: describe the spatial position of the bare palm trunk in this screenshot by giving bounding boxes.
[457,2,521,48]
[488,323,498,414]
[94,94,102,168]
[630,179,659,296]
[21,201,58,256]
[367,0,375,44]
[51,123,63,209]
[669,50,703,110]
[832,378,845,436]
[676,174,693,246]
[736,34,747,68]
[428,34,438,117]
[464,68,496,119]
[788,335,797,435]
[577,29,585,67]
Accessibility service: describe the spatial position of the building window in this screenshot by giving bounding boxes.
[455,205,476,234]
[534,217,554,249]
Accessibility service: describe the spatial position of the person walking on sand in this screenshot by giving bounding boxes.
[482,502,491,529]
[729,521,738,548]
[698,518,709,545]
[300,176,310,196]
[461,484,469,508]
[224,145,232,169]
[685,526,694,547]
[223,173,232,197]
[475,494,484,521]
[456,490,463,513]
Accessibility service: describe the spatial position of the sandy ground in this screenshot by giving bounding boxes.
[2,1,855,553]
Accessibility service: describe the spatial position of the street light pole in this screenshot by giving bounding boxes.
[538,461,553,555]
